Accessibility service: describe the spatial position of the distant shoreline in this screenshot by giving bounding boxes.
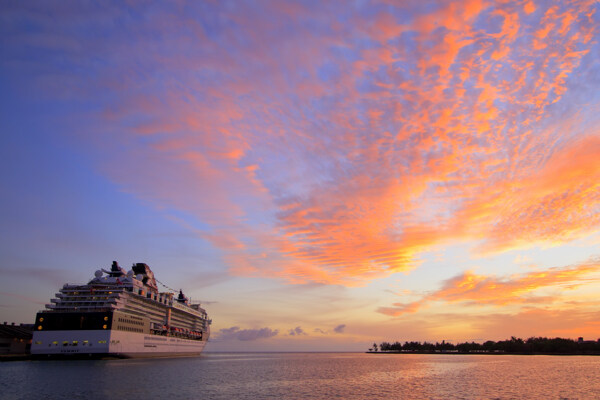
[366,351,600,356]
[369,336,600,356]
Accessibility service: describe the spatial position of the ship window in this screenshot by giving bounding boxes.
[35,341,42,345]
[52,341,58,345]
[72,341,78,346]
[83,340,89,345]
[39,317,44,322]
[37,325,43,330]
[103,324,107,329]
[63,341,69,346]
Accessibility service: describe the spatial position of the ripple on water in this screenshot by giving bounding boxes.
[1,353,599,399]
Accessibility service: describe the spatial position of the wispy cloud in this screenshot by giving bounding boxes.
[378,257,600,316]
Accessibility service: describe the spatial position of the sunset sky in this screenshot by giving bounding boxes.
[1,0,599,351]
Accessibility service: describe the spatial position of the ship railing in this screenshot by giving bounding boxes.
[50,301,118,308]
[49,298,120,305]
[162,325,205,341]
[59,289,125,295]
[56,295,122,301]
[44,304,117,312]
[171,301,204,317]
[60,287,129,295]
[55,295,123,303]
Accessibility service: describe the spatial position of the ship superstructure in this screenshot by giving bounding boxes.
[31,261,211,358]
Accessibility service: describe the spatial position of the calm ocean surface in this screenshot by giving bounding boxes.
[1,352,599,399]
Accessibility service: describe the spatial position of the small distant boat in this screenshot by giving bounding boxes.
[31,261,211,358]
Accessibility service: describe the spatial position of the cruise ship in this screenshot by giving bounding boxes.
[31,261,211,358]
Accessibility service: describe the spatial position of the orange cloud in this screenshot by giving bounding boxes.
[378,257,600,316]
[462,135,600,254]
[524,1,536,15]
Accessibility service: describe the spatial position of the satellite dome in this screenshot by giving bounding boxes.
[95,270,103,278]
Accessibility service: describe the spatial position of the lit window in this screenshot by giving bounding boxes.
[52,341,58,345]
[39,317,44,322]
[35,341,42,345]
[104,316,109,321]
[103,324,107,329]
[37,325,42,330]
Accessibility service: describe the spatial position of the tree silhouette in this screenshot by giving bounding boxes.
[372,336,600,354]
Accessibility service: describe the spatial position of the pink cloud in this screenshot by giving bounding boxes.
[378,257,600,316]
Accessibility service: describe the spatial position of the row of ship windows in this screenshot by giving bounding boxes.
[67,289,170,301]
[37,324,108,331]
[63,291,178,307]
[117,317,144,326]
[60,295,170,304]
[53,304,114,309]
[116,326,144,333]
[67,291,115,295]
[35,340,120,346]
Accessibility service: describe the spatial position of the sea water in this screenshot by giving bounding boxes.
[1,352,599,399]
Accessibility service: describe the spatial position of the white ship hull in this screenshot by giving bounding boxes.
[32,330,207,358]
[32,261,212,359]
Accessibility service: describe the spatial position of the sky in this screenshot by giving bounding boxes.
[1,0,599,352]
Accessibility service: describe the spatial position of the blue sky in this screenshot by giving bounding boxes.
[1,0,600,351]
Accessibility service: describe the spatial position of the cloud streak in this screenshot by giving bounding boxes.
[378,257,600,316]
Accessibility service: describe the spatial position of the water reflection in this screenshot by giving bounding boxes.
[1,353,599,399]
